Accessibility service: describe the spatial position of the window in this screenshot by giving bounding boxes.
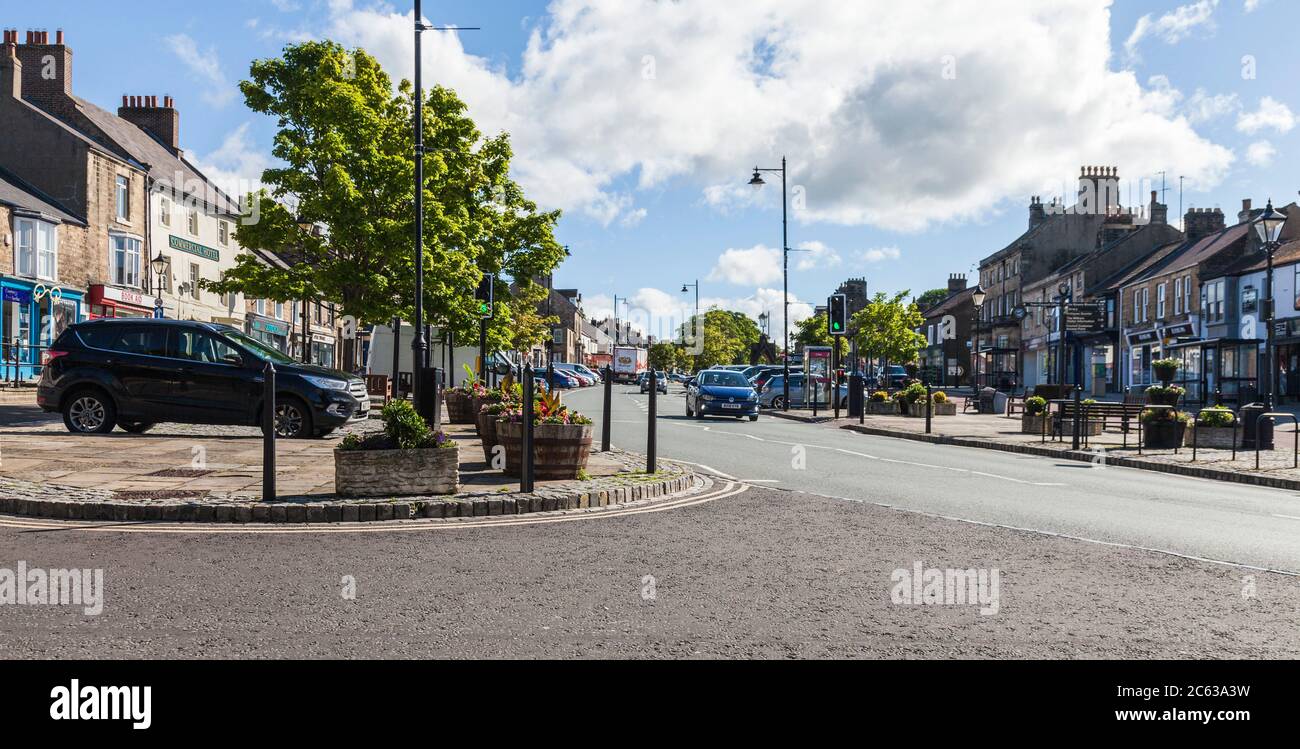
[1141,288,1149,322]
[187,207,199,235]
[1157,283,1166,319]
[112,326,168,357]
[1204,280,1225,323]
[189,263,200,300]
[160,196,172,227]
[1132,289,1140,324]
[274,302,284,320]
[110,234,142,287]
[1174,279,1182,315]
[255,299,266,316]
[14,217,57,281]
[221,292,236,310]
[115,175,130,220]
[171,330,241,364]
[1184,277,1192,313]
[218,220,229,246]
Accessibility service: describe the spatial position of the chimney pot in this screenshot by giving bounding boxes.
[121,94,127,106]
[56,29,63,44]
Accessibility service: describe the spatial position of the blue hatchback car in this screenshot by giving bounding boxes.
[685,369,759,420]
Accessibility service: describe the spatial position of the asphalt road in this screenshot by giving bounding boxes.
[574,384,1300,574]
[2,390,1298,658]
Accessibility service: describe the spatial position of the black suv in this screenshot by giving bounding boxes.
[37,318,369,438]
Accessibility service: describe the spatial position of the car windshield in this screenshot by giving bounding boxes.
[221,329,297,365]
[700,371,750,387]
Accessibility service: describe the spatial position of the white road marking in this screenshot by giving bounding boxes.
[1272,513,1300,521]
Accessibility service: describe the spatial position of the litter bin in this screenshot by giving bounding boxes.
[1239,402,1274,451]
[847,374,864,418]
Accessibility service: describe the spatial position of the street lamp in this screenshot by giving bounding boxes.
[1253,199,1287,408]
[748,158,791,409]
[150,252,167,318]
[681,280,699,370]
[971,284,986,389]
[413,2,478,411]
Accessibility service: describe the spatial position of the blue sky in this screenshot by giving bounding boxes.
[10,1,1298,339]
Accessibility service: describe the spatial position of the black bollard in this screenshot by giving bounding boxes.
[925,382,933,434]
[602,365,613,452]
[1071,386,1082,451]
[262,360,276,502]
[647,368,657,473]
[521,364,535,493]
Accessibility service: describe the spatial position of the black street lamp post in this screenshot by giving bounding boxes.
[748,159,791,409]
[413,1,477,414]
[1253,200,1287,409]
[681,280,699,370]
[971,285,986,390]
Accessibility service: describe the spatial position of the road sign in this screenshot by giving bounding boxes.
[1064,304,1104,333]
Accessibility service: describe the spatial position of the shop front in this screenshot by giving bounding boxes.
[1124,328,1161,388]
[1163,337,1260,407]
[1,278,84,381]
[87,284,153,320]
[309,331,337,369]
[248,315,291,353]
[1271,318,1300,403]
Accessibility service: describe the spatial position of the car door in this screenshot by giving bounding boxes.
[168,329,259,424]
[101,325,174,421]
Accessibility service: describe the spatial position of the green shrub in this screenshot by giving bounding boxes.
[869,390,889,402]
[1025,396,1047,415]
[381,399,431,449]
[1197,407,1235,427]
[1140,408,1190,424]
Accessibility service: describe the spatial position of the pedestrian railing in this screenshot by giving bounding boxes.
[1189,407,1240,463]
[1253,413,1299,471]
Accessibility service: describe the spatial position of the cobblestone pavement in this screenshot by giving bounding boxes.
[0,405,663,509]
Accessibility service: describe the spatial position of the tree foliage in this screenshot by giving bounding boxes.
[915,288,950,311]
[794,311,834,348]
[676,309,762,370]
[203,40,565,353]
[851,291,926,365]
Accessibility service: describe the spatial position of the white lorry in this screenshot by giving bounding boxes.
[612,345,647,384]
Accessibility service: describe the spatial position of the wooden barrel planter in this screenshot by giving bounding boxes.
[495,421,594,479]
[1143,421,1186,449]
[477,409,500,463]
[444,390,476,424]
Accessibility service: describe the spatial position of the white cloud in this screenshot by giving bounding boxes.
[707,245,782,286]
[1236,97,1297,135]
[1244,0,1267,12]
[1125,1,1219,58]
[793,240,841,272]
[189,123,271,197]
[1184,89,1240,123]
[702,287,814,344]
[858,246,902,263]
[308,0,1232,232]
[164,34,236,108]
[1246,140,1276,167]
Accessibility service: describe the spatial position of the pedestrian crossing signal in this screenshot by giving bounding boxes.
[828,293,848,336]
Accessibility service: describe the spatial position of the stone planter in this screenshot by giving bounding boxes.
[444,390,476,424]
[866,400,898,415]
[1057,417,1103,436]
[906,401,956,417]
[496,420,594,480]
[1186,425,1237,449]
[334,446,459,497]
[1021,412,1048,434]
[1142,420,1187,450]
[477,409,501,463]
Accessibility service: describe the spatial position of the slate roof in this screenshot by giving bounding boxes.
[0,165,84,224]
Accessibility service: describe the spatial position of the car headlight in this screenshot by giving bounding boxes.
[701,394,716,401]
[303,375,350,391]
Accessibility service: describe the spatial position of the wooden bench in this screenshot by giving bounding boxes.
[365,374,390,405]
[1050,399,1146,441]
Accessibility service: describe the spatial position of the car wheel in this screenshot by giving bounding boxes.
[273,397,313,439]
[771,395,786,409]
[117,421,155,434]
[63,389,117,434]
[685,402,693,417]
[749,415,758,422]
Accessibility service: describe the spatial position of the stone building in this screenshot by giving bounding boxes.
[919,273,974,386]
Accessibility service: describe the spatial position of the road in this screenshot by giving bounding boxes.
[1,389,1298,659]
[570,384,1300,574]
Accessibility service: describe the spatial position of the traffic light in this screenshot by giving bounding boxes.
[827,293,848,336]
[475,274,495,319]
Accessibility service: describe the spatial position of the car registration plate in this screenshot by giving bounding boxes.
[721,402,742,409]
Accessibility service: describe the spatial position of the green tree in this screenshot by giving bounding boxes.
[204,41,564,357]
[648,341,683,371]
[915,288,950,311]
[851,291,926,366]
[678,309,762,369]
[794,312,833,348]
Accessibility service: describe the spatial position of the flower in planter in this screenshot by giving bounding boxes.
[869,390,889,403]
[1139,408,1191,425]
[1196,407,1236,428]
[1024,396,1047,415]
[1152,357,1181,379]
[932,391,948,404]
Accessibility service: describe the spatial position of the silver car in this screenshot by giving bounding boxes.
[757,374,849,409]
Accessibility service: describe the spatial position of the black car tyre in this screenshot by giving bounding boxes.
[273,396,313,439]
[771,395,786,409]
[749,415,758,421]
[63,388,117,434]
[117,420,155,434]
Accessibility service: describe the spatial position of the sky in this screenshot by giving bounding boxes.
[9,0,1299,342]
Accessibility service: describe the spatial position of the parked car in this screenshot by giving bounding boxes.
[758,374,849,409]
[547,369,580,389]
[36,318,368,438]
[685,369,759,420]
[638,369,669,394]
[555,362,598,386]
[744,365,784,389]
[878,365,910,389]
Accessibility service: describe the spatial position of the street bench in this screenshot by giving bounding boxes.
[1050,400,1145,440]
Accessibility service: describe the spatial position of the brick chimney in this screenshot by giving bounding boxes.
[1238,198,1254,225]
[947,273,967,294]
[118,94,181,154]
[14,28,72,113]
[1148,190,1167,225]
[1184,207,1225,242]
[0,29,20,100]
[1028,196,1046,230]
